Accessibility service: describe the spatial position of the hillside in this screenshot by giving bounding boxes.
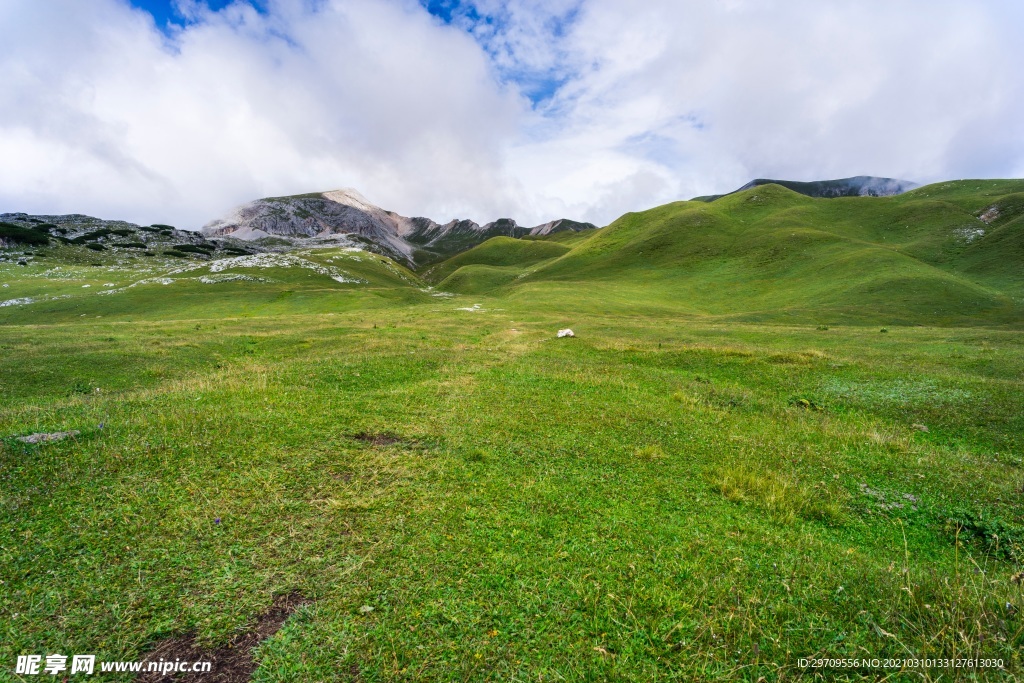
[692,175,918,202]
[436,179,1024,326]
[6,179,1022,327]
[423,236,571,284]
[0,212,430,323]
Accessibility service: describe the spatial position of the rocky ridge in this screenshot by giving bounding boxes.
[201,189,598,267]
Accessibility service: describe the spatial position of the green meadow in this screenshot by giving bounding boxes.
[2,181,1023,681]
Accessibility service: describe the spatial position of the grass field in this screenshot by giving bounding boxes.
[2,183,1023,681]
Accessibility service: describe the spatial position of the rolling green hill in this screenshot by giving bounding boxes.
[436,180,1024,326]
[4,179,1022,327]
[423,236,571,284]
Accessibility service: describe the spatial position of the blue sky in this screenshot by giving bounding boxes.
[130,0,244,28]
[131,0,570,104]
[3,0,1023,229]
[419,0,580,106]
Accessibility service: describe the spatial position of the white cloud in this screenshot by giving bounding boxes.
[506,0,1024,223]
[0,0,526,227]
[1,0,1023,229]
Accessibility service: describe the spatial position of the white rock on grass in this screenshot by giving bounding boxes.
[557,329,575,338]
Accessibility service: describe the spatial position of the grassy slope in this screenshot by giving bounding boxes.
[0,246,429,324]
[423,236,570,284]
[438,181,1024,326]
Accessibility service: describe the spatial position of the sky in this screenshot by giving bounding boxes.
[2,0,1023,230]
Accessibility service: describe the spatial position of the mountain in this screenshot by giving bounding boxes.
[1,212,244,256]
[692,175,918,202]
[434,179,1024,326]
[201,189,597,268]
[4,178,1022,328]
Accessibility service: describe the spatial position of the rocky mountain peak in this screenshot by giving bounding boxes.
[201,190,597,268]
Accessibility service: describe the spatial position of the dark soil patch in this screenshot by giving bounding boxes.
[350,432,403,447]
[137,592,309,683]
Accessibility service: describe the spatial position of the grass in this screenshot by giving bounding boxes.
[1,181,1023,680]
[423,236,570,285]
[714,463,845,525]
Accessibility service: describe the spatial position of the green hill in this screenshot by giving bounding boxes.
[0,238,429,324]
[432,180,1024,325]
[424,236,571,285]
[6,179,1022,327]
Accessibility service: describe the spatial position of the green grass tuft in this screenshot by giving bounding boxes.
[715,463,845,525]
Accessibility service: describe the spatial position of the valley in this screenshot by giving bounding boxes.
[1,178,1023,680]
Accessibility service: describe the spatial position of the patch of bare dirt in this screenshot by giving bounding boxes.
[137,592,309,683]
[350,432,403,446]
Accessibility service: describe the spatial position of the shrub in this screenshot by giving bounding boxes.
[139,226,161,233]
[85,243,106,251]
[109,228,134,237]
[163,250,189,258]
[171,244,213,255]
[946,511,1023,561]
[151,224,175,230]
[115,242,148,249]
[0,222,50,246]
[69,228,112,244]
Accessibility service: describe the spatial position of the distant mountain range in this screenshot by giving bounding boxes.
[691,176,918,202]
[201,189,597,267]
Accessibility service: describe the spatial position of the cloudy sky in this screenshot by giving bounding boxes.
[2,0,1023,229]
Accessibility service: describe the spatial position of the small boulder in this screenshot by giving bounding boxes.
[16,430,80,444]
[557,329,575,338]
[979,206,1000,224]
[912,423,929,433]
